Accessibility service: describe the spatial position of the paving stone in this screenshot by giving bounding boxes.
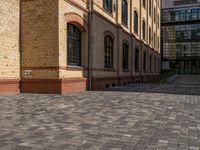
[0,75,199,149]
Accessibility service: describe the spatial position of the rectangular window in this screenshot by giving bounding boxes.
[143,52,146,72]
[122,44,129,70]
[150,55,152,73]
[135,48,139,71]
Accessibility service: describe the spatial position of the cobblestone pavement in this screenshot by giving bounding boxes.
[0,75,200,150]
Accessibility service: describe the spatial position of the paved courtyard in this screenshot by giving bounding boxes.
[0,75,200,150]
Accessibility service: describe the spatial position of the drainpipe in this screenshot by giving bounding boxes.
[19,0,22,90]
[139,0,143,81]
[87,0,93,90]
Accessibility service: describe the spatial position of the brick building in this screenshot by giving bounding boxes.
[0,0,161,94]
[0,0,20,94]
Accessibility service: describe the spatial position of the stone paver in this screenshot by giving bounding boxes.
[0,75,200,150]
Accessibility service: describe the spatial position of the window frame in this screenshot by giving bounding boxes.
[104,35,114,69]
[134,10,139,34]
[143,52,146,72]
[122,0,128,26]
[143,0,146,9]
[103,0,113,14]
[135,47,140,72]
[67,23,81,66]
[142,20,146,40]
[122,43,129,70]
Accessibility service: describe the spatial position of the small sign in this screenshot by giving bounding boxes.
[24,70,32,78]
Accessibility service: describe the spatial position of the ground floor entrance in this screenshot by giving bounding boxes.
[162,60,200,74]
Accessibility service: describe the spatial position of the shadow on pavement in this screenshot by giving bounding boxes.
[102,83,200,96]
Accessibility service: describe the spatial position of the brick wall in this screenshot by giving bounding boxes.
[21,0,59,79]
[0,0,20,79]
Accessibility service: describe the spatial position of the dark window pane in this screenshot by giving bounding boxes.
[122,0,128,25]
[67,24,81,66]
[134,11,138,34]
[122,43,129,70]
[104,36,114,68]
[103,0,112,13]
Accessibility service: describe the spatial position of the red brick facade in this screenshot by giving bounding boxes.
[0,80,20,95]
[21,78,86,94]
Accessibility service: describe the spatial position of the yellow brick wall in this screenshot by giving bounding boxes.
[21,0,59,79]
[0,0,20,79]
[58,0,88,79]
[20,0,160,80]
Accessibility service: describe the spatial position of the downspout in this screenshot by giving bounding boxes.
[146,0,149,80]
[116,0,120,85]
[139,0,143,80]
[160,0,162,73]
[130,0,133,79]
[88,0,93,90]
[19,0,22,91]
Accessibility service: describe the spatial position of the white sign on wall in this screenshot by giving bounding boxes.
[24,70,32,78]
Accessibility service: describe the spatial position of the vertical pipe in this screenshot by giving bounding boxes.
[88,0,93,90]
[19,0,22,91]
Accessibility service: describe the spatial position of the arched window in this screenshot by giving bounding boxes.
[103,0,112,13]
[149,0,152,16]
[135,47,139,71]
[149,26,152,44]
[104,35,114,68]
[143,0,146,9]
[122,0,128,25]
[122,43,129,70]
[134,11,138,34]
[142,20,146,40]
[67,23,81,66]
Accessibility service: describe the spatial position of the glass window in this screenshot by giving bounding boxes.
[198,8,200,19]
[122,43,129,70]
[192,8,198,20]
[186,9,192,20]
[180,9,186,21]
[67,24,81,66]
[104,35,114,68]
[122,0,128,25]
[149,27,152,44]
[142,20,146,40]
[154,57,157,72]
[103,0,112,13]
[149,0,152,16]
[150,55,152,72]
[135,47,139,71]
[175,11,180,21]
[143,0,146,9]
[134,11,138,34]
[143,52,146,72]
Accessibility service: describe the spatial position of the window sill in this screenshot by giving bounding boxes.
[103,9,113,17]
[121,23,128,28]
[66,65,84,71]
[123,69,129,72]
[104,68,116,72]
